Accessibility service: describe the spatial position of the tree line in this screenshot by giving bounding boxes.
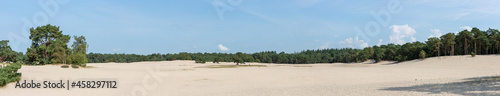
[3,25,498,65]
[86,27,500,64]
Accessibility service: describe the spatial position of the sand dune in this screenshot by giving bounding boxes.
[1,55,500,96]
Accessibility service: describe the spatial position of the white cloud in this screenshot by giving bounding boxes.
[461,26,472,31]
[319,42,330,49]
[339,37,368,49]
[389,25,417,45]
[377,39,383,46]
[218,44,230,51]
[429,29,442,38]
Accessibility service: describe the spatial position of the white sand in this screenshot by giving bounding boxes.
[1,55,500,96]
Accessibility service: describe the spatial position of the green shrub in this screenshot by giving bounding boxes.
[195,57,206,64]
[61,65,69,68]
[213,57,221,64]
[0,62,22,86]
[471,52,476,57]
[68,53,87,67]
[0,77,6,86]
[232,56,245,65]
[71,64,79,69]
[419,50,426,59]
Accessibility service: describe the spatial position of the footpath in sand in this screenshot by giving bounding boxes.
[1,55,500,96]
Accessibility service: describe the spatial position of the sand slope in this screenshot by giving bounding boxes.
[1,55,500,96]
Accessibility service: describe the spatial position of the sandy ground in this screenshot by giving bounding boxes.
[1,55,500,96]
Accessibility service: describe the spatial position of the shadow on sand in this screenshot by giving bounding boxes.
[380,76,500,95]
[380,62,398,65]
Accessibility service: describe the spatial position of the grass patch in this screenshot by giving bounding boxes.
[195,65,267,68]
[83,66,96,68]
[61,65,69,68]
[470,76,500,82]
[274,65,291,67]
[294,65,313,67]
[71,65,79,69]
[62,65,95,68]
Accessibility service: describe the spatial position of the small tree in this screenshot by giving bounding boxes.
[232,56,244,65]
[69,36,88,67]
[419,50,426,59]
[213,57,221,64]
[68,53,87,67]
[471,52,476,57]
[195,57,206,64]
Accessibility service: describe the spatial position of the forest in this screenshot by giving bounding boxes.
[86,27,500,64]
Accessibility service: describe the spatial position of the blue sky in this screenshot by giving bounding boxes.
[1,0,500,54]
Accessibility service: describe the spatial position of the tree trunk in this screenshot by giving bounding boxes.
[486,47,489,54]
[3,56,8,63]
[437,44,440,57]
[451,45,454,56]
[446,47,449,56]
[464,35,468,55]
[474,40,477,55]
